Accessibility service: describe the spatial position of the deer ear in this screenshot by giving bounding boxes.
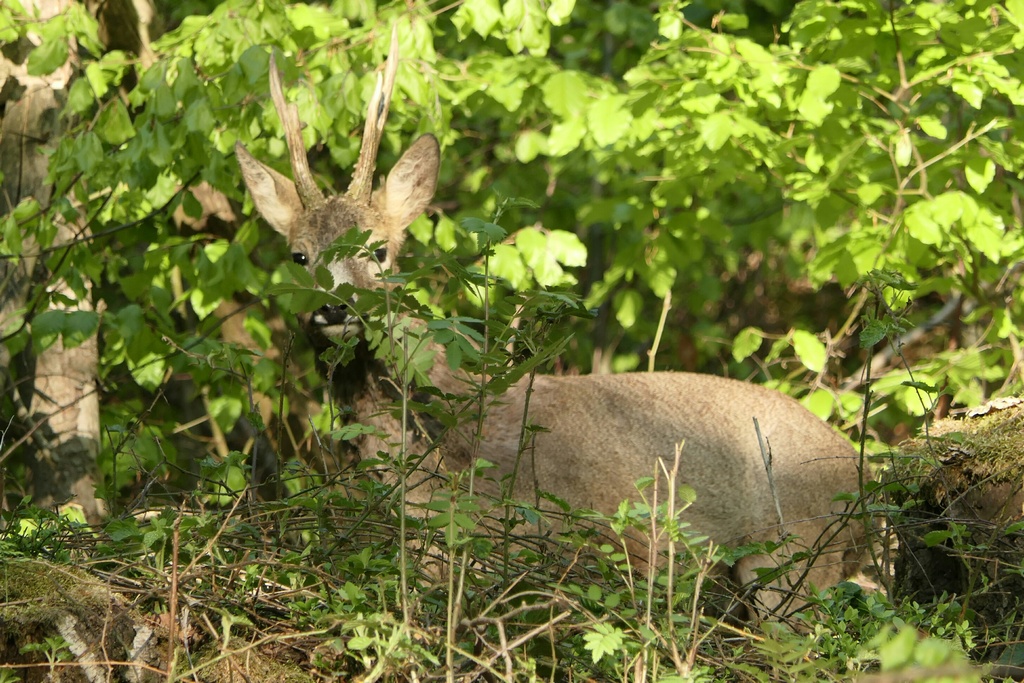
[377,134,440,231]
[236,142,303,238]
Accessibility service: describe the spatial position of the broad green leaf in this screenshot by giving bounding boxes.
[546,0,575,25]
[73,132,104,174]
[66,78,94,115]
[502,0,550,55]
[802,389,837,420]
[452,0,502,38]
[547,117,586,156]
[960,201,1005,262]
[462,217,507,245]
[718,13,748,31]
[951,77,983,108]
[857,183,884,206]
[797,66,840,125]
[96,100,135,145]
[2,213,22,257]
[63,311,100,348]
[859,319,888,348]
[700,112,732,152]
[547,230,587,267]
[1007,0,1024,27]
[27,35,69,76]
[877,627,919,671]
[805,65,841,99]
[732,327,764,362]
[965,157,995,194]
[84,62,110,99]
[516,228,564,286]
[587,94,631,147]
[542,71,587,118]
[613,289,642,329]
[516,229,548,262]
[792,329,826,373]
[490,243,528,289]
[658,10,682,39]
[917,115,947,139]
[31,310,66,352]
[515,130,547,163]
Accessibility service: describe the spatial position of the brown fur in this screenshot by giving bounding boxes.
[236,50,869,613]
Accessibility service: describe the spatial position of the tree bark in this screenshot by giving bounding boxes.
[0,0,138,521]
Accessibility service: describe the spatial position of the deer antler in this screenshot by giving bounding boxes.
[346,25,400,205]
[268,53,325,211]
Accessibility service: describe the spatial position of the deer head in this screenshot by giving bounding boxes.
[235,35,440,339]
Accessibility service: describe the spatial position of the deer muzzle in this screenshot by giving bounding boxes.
[310,303,360,340]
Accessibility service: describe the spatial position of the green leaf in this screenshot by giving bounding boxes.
[348,635,374,650]
[27,35,69,76]
[547,230,587,267]
[859,319,888,348]
[718,13,748,30]
[2,213,22,257]
[917,115,947,139]
[951,77,983,108]
[1007,0,1024,27]
[462,217,507,245]
[31,310,65,352]
[453,0,503,38]
[613,289,641,329]
[96,100,135,145]
[583,623,625,664]
[515,130,547,163]
[894,130,912,167]
[543,71,587,118]
[516,228,562,286]
[922,529,954,547]
[732,327,764,362]
[491,243,528,289]
[965,157,995,194]
[806,65,841,99]
[856,184,884,206]
[904,194,960,247]
[797,65,841,125]
[877,626,918,671]
[587,94,631,147]
[63,311,99,348]
[547,117,586,156]
[700,112,732,152]
[546,0,575,25]
[792,329,826,373]
[73,132,104,173]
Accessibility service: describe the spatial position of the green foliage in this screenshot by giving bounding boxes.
[4,0,1024,675]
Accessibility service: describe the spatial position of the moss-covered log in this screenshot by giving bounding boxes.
[889,400,1024,673]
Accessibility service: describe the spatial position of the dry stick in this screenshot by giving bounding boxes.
[662,442,688,676]
[399,331,411,627]
[648,289,672,373]
[166,511,183,682]
[753,417,786,535]
[753,417,788,612]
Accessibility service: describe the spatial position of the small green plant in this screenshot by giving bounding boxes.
[20,636,72,672]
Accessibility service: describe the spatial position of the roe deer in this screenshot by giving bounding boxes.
[235,37,868,613]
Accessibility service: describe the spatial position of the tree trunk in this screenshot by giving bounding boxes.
[0,0,104,521]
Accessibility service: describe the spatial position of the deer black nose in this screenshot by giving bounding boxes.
[312,304,348,327]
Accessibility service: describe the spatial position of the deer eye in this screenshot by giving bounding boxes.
[292,252,309,265]
[373,247,387,262]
